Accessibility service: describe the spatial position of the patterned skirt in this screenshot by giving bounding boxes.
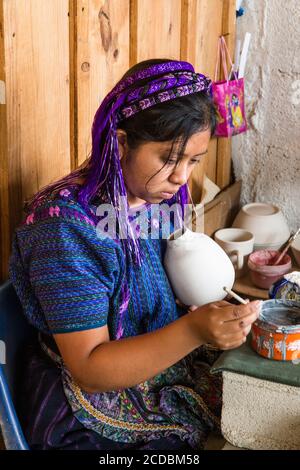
[19,334,222,450]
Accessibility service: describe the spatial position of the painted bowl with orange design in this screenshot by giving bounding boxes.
[251,299,300,361]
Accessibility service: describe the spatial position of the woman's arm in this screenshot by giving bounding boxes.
[54,300,261,393]
[55,313,198,393]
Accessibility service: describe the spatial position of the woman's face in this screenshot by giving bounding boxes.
[117,128,211,207]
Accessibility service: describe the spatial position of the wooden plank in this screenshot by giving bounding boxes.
[182,0,223,202]
[192,180,241,236]
[216,0,236,189]
[222,0,236,58]
[69,0,77,171]
[180,0,189,60]
[234,264,300,301]
[0,0,10,281]
[234,272,270,300]
[183,0,223,199]
[190,138,217,205]
[4,0,71,237]
[188,135,218,205]
[183,0,224,78]
[77,0,130,165]
[204,180,241,235]
[189,157,206,205]
[204,179,241,213]
[129,0,138,66]
[0,0,237,281]
[133,0,181,62]
[216,138,232,189]
[206,137,218,183]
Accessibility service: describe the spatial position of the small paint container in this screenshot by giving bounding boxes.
[251,299,300,361]
[248,249,292,289]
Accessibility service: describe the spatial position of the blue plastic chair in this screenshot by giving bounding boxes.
[0,280,34,450]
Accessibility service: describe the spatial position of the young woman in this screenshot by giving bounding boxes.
[9,58,260,450]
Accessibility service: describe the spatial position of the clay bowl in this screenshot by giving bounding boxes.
[251,299,300,361]
[248,249,292,289]
[232,203,290,250]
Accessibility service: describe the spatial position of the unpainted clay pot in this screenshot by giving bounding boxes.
[164,228,235,306]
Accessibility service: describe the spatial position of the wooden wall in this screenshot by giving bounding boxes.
[0,0,236,281]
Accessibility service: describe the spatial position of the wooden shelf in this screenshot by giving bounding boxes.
[233,272,269,300]
[234,266,300,301]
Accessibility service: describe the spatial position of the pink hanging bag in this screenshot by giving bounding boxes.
[211,36,247,137]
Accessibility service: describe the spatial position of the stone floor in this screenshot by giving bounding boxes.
[204,434,226,450]
[204,434,242,450]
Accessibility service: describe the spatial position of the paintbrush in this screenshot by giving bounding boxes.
[273,228,300,266]
[223,287,249,305]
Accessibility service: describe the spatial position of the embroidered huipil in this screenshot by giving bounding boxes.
[9,186,221,449]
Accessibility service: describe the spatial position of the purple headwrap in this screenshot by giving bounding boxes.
[76,61,211,262]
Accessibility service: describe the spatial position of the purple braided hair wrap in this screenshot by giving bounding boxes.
[78,61,211,264]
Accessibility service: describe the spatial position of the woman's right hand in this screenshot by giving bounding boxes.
[187,300,262,350]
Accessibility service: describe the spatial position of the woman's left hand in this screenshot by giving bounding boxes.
[175,299,198,312]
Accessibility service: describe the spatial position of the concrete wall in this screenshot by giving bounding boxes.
[232,0,300,232]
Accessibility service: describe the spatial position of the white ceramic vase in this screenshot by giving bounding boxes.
[164,228,235,306]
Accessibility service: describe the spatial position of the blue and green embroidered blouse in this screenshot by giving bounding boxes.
[9,186,184,339]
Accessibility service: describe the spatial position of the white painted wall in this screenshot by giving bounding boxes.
[232,0,300,232]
